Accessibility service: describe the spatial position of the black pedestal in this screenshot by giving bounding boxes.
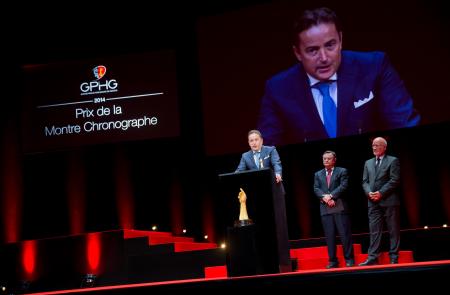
[219,168,291,275]
[226,225,261,276]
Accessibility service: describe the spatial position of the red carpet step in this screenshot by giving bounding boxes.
[123,229,216,250]
[357,251,414,265]
[204,265,228,278]
[290,244,414,270]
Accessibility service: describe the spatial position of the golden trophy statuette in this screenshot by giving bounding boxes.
[234,188,253,227]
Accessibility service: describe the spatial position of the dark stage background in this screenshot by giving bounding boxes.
[1,0,450,246]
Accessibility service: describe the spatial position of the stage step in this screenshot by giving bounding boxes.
[123,229,172,239]
[291,244,414,270]
[123,229,215,250]
[357,251,414,265]
[175,242,218,252]
[204,265,228,278]
[123,229,178,244]
[290,244,362,259]
[127,248,226,283]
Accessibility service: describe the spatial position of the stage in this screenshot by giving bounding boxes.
[1,227,449,294]
[22,260,450,294]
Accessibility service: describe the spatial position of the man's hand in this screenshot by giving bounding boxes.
[322,194,335,207]
[368,191,382,202]
[327,199,336,207]
[275,174,282,183]
[322,194,332,203]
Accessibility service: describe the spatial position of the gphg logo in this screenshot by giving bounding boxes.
[80,65,119,95]
[93,65,107,80]
[80,80,118,93]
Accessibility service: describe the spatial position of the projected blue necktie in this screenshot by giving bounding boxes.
[316,82,337,138]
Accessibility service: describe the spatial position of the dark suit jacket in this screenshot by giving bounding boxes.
[258,50,420,146]
[314,166,349,216]
[362,155,401,207]
[235,145,282,176]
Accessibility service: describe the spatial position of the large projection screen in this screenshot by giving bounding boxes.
[198,0,450,155]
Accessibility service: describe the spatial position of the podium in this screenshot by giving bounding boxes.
[218,168,291,276]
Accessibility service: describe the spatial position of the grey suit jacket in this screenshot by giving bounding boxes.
[362,155,400,207]
[314,166,349,216]
[236,145,282,176]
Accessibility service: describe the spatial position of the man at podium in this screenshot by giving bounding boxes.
[235,129,283,184]
[226,129,290,274]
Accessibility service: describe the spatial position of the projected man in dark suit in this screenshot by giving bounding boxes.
[257,7,420,146]
[359,137,401,266]
[314,151,354,268]
[236,129,282,183]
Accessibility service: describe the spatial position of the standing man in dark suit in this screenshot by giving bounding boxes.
[257,7,420,146]
[314,151,354,268]
[359,137,401,266]
[236,129,282,184]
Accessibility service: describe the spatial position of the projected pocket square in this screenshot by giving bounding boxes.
[354,91,374,108]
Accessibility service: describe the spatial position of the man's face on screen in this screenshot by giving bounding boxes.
[293,22,342,81]
[248,133,263,152]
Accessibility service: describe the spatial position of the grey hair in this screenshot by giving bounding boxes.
[323,150,336,159]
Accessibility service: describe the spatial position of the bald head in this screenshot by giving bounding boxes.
[373,137,387,146]
[372,137,387,157]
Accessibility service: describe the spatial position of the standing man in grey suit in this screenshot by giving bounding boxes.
[359,137,401,266]
[236,130,283,184]
[314,151,354,268]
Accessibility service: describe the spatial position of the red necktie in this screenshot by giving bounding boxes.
[326,169,332,187]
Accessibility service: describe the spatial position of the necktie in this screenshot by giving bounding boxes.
[326,169,332,187]
[375,157,380,170]
[315,82,337,138]
[254,152,261,169]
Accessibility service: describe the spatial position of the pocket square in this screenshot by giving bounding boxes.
[263,155,270,160]
[354,91,374,108]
